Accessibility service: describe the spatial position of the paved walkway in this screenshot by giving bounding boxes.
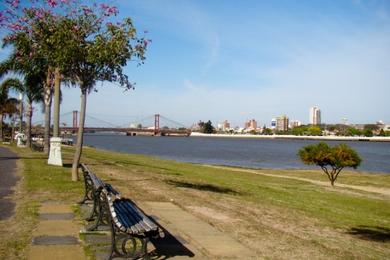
[0,146,19,220]
[28,203,85,260]
[82,201,255,259]
[143,202,256,259]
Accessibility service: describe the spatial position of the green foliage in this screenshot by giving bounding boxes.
[363,129,373,137]
[289,125,322,136]
[299,142,362,186]
[308,126,322,136]
[0,82,19,116]
[202,120,215,134]
[346,127,362,136]
[262,127,273,135]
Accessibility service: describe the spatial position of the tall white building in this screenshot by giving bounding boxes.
[310,106,321,125]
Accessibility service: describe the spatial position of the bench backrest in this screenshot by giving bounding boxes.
[103,190,163,237]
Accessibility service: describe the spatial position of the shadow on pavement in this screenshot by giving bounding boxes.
[150,221,195,259]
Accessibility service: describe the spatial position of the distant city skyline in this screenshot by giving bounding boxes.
[1,0,389,127]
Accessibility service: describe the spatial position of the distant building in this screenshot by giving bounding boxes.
[276,115,289,131]
[290,120,302,128]
[217,120,231,131]
[244,119,257,130]
[310,106,321,125]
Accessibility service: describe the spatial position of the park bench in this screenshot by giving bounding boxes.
[79,164,164,259]
[31,142,44,152]
[79,164,119,227]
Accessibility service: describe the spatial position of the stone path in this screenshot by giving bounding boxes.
[28,203,85,260]
[143,202,256,259]
[0,146,19,220]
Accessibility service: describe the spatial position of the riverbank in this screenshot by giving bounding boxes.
[1,144,389,259]
[76,146,390,259]
[191,132,390,142]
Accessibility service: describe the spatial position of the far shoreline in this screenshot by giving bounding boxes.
[190,132,390,142]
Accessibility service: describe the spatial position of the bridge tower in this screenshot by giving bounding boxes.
[72,110,78,130]
[154,114,160,135]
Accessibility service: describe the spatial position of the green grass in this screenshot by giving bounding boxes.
[74,146,390,258]
[77,146,390,230]
[2,144,389,259]
[0,145,84,259]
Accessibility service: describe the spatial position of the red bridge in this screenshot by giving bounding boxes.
[59,113,191,137]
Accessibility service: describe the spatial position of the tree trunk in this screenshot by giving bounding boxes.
[26,101,33,148]
[71,89,87,182]
[53,67,61,138]
[11,116,15,144]
[19,94,23,133]
[43,69,53,155]
[0,113,3,142]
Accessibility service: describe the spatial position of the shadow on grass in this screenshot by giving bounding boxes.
[166,180,240,195]
[347,226,390,242]
[63,163,72,168]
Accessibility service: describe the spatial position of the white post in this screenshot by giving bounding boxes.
[48,137,63,166]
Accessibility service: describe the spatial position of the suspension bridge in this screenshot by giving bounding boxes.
[33,111,191,137]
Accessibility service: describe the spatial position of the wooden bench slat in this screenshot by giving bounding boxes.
[122,200,158,231]
[118,200,154,232]
[114,201,143,234]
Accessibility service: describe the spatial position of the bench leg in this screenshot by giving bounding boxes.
[108,223,150,259]
[85,190,100,221]
[87,194,108,231]
[79,177,93,204]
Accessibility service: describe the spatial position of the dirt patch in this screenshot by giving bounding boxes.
[186,206,235,222]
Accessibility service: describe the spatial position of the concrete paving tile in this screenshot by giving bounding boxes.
[39,204,73,214]
[32,235,79,245]
[28,245,85,260]
[33,220,80,236]
[144,201,255,258]
[40,213,74,220]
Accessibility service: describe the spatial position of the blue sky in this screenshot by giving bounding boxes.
[2,0,390,128]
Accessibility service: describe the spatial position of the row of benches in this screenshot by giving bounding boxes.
[79,164,164,260]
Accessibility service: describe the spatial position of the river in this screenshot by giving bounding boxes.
[79,134,390,173]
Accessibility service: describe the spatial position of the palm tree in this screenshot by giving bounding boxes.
[0,83,19,142]
[1,77,43,147]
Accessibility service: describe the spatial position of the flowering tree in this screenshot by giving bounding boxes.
[1,0,149,180]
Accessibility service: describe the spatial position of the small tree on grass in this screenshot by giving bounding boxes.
[298,142,362,186]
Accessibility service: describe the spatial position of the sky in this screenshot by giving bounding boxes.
[1,0,390,128]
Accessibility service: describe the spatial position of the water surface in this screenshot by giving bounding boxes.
[80,134,390,173]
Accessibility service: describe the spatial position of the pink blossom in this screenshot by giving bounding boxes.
[8,22,22,31]
[47,0,57,7]
[107,6,118,15]
[0,12,5,24]
[144,39,152,47]
[82,7,92,15]
[8,0,20,8]
[100,3,109,10]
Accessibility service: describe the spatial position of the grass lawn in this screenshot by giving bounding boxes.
[1,144,389,259]
[0,145,83,259]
